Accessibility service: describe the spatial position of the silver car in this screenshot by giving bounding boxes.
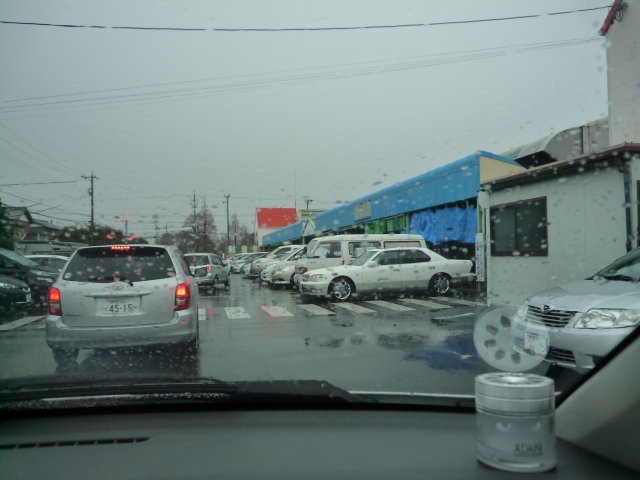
[249,246,300,277]
[260,246,305,283]
[184,253,230,289]
[232,252,267,274]
[511,247,640,374]
[45,244,201,364]
[25,254,69,273]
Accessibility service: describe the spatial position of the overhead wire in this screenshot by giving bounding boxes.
[0,5,610,32]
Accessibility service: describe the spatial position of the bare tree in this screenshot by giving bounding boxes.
[183,200,217,252]
[228,213,253,246]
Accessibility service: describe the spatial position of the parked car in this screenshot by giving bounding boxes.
[0,274,33,316]
[231,252,267,273]
[0,247,59,306]
[249,245,302,277]
[262,247,306,283]
[15,240,87,257]
[25,254,69,272]
[511,247,640,375]
[45,244,201,364]
[184,253,229,289]
[268,249,307,287]
[293,234,428,285]
[241,262,252,276]
[299,247,474,301]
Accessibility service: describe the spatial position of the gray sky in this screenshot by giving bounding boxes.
[0,0,609,239]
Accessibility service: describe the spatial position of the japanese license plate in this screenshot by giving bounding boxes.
[524,332,548,355]
[99,297,140,315]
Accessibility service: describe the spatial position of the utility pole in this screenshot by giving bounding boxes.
[152,213,159,244]
[81,172,98,227]
[223,194,230,254]
[125,219,128,236]
[202,196,208,251]
[303,196,313,209]
[191,191,198,252]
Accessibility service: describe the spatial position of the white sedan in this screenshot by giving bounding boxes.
[299,247,475,302]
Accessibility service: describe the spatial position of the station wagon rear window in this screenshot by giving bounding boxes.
[63,247,176,283]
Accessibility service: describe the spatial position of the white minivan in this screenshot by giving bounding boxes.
[293,234,427,285]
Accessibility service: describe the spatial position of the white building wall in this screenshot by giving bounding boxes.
[487,167,627,305]
[608,0,640,145]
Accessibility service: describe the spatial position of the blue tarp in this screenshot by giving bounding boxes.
[410,206,477,245]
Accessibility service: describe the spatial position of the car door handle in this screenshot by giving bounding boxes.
[393,268,400,272]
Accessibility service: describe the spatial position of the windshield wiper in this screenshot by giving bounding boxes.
[0,376,371,406]
[601,274,635,282]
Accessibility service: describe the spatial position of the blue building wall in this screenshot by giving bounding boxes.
[262,220,305,246]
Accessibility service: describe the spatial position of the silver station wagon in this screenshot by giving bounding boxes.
[45,245,201,364]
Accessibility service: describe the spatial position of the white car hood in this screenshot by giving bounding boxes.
[306,265,360,277]
[528,278,640,312]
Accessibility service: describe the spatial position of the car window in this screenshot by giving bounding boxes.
[63,247,176,282]
[399,249,430,264]
[350,250,378,266]
[50,258,68,270]
[377,251,399,266]
[0,250,38,267]
[185,255,210,267]
[348,241,381,257]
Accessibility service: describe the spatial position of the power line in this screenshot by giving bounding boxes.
[0,189,90,217]
[0,180,78,186]
[0,6,610,32]
[0,38,602,119]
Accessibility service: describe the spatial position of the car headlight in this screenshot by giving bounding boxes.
[274,266,292,274]
[0,282,20,290]
[515,302,528,320]
[574,309,640,329]
[308,274,324,282]
[265,264,277,271]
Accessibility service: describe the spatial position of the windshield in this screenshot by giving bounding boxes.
[0,249,38,267]
[349,250,378,266]
[1,0,637,414]
[594,249,640,281]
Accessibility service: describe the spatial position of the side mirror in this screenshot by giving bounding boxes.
[367,261,378,268]
[194,267,208,278]
[293,255,300,260]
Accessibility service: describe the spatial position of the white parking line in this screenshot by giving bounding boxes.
[260,306,294,317]
[224,307,251,319]
[297,304,336,315]
[198,309,206,321]
[398,299,452,309]
[434,297,486,306]
[0,316,45,331]
[365,300,416,312]
[333,303,377,314]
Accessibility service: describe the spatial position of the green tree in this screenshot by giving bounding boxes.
[56,224,148,246]
[0,199,15,250]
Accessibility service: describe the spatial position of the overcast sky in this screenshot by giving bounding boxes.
[0,0,609,239]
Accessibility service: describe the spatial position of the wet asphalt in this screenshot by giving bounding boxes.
[0,275,546,395]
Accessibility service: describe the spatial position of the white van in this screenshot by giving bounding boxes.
[293,234,427,285]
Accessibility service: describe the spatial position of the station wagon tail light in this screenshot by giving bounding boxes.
[111,246,131,251]
[48,287,62,315]
[175,280,191,311]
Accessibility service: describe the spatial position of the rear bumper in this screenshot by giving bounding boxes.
[45,309,197,350]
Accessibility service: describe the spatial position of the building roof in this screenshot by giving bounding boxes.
[256,208,298,228]
[5,206,34,223]
[481,143,640,191]
[314,150,518,233]
[262,220,305,246]
[31,218,62,230]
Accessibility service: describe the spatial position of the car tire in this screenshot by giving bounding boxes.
[330,277,354,302]
[213,275,218,287]
[429,273,451,295]
[52,348,79,364]
[223,276,229,287]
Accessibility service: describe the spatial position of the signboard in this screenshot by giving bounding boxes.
[475,232,485,282]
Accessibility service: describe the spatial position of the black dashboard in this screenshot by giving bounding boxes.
[2,408,637,479]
